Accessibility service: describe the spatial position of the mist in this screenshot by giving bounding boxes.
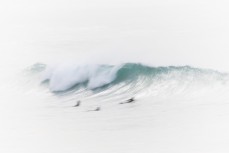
[2,1,229,153]
[1,0,229,71]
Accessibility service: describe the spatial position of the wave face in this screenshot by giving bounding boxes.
[28,63,229,101]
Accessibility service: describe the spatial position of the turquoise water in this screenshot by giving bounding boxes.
[24,62,229,104]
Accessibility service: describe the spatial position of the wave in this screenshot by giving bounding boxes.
[27,63,229,100]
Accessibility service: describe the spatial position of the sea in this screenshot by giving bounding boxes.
[1,0,229,153]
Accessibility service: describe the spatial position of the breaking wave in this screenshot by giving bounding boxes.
[26,63,229,100]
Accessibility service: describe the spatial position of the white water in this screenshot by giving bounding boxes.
[1,0,229,152]
[42,63,121,91]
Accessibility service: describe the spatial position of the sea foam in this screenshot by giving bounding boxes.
[42,63,121,91]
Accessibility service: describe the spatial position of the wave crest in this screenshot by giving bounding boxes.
[30,63,228,95]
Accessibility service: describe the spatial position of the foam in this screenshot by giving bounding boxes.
[42,63,121,91]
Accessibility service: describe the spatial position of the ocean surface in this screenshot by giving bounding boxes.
[2,60,229,153]
[1,0,229,152]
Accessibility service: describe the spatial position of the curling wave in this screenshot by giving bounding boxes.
[27,63,229,100]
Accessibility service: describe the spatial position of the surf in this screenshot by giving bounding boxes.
[26,63,229,101]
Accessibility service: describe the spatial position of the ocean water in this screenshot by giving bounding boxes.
[2,0,229,153]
